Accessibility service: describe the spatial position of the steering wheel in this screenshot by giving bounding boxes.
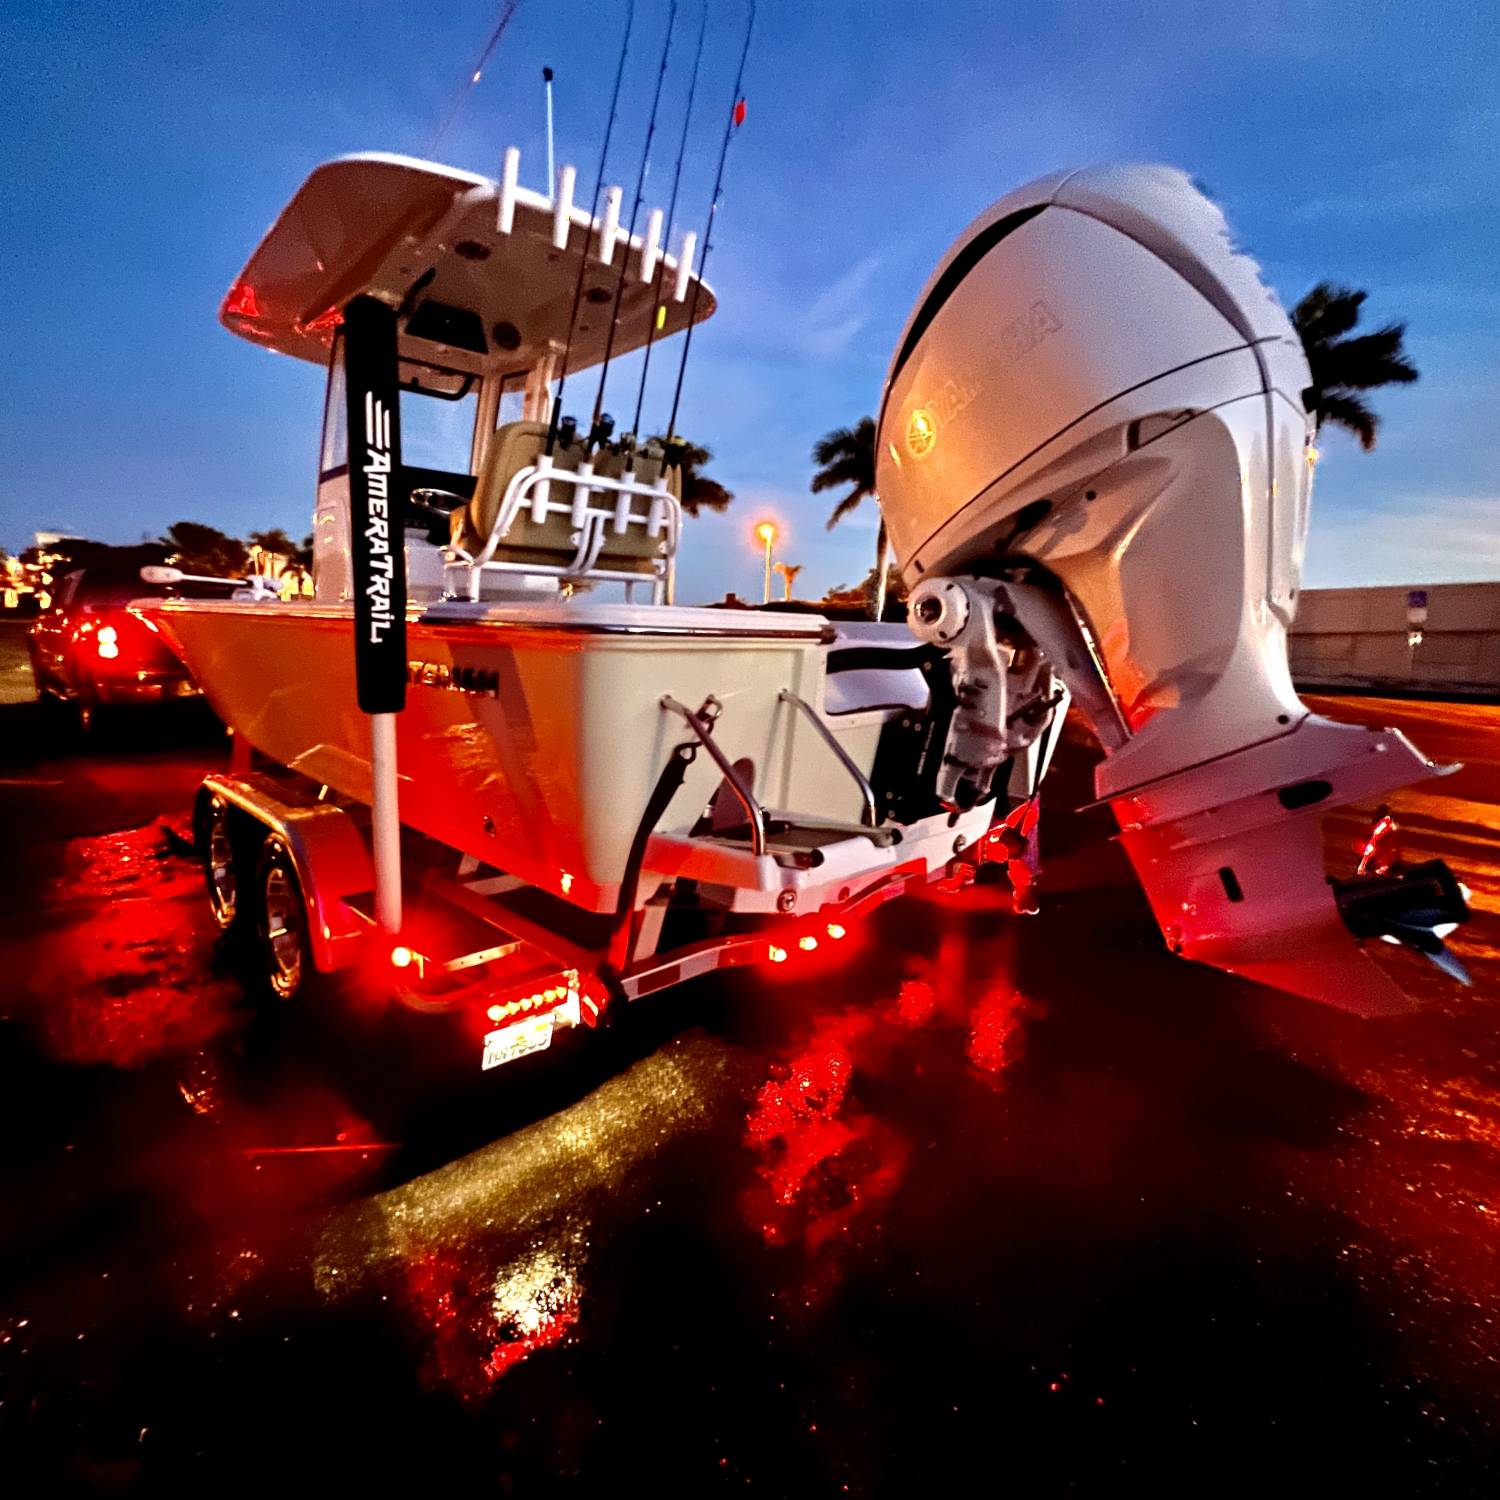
[407,486,466,544]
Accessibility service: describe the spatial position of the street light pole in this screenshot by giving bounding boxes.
[754,520,777,605]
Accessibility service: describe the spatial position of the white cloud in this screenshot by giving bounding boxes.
[798,255,882,362]
[1304,495,1500,588]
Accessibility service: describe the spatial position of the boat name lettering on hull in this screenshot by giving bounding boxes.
[408,659,501,698]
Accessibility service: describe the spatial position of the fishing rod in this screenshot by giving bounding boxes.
[629,0,706,446]
[664,0,756,446]
[547,0,636,456]
[428,0,523,155]
[591,0,680,433]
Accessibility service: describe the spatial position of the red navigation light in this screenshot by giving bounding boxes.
[390,944,414,969]
[225,283,262,319]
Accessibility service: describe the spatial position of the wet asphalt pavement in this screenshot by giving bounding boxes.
[2,621,1498,1494]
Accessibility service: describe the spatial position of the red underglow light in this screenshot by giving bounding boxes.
[390,945,414,969]
[798,934,819,952]
[825,923,846,940]
[768,944,788,964]
[225,282,262,319]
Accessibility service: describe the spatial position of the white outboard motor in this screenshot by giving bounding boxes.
[878,165,1467,1014]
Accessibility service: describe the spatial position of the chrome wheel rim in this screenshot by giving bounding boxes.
[206,805,237,929]
[262,862,303,999]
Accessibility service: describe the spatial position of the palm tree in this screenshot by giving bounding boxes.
[649,435,732,517]
[773,561,803,601]
[1292,284,1417,450]
[160,521,247,577]
[812,416,890,619]
[248,527,297,557]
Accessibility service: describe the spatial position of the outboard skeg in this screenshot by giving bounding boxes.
[881,164,1466,1015]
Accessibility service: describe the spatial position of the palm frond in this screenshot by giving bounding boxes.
[810,458,870,493]
[825,490,869,529]
[1293,282,1366,344]
[1315,391,1379,450]
[1316,324,1418,390]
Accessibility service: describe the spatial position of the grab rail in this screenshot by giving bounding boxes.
[659,695,768,857]
[777,689,878,827]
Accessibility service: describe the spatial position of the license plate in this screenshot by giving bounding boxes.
[481,1013,554,1071]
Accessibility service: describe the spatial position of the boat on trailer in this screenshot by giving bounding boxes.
[147,145,1470,1071]
[149,147,1052,1062]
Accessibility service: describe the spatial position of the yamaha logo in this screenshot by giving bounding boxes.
[906,407,938,459]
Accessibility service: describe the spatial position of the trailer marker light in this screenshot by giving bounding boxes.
[798,935,818,952]
[768,945,788,964]
[825,923,846,940]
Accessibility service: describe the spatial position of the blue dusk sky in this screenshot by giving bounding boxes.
[2,0,1497,604]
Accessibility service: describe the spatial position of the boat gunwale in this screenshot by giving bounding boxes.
[144,599,837,645]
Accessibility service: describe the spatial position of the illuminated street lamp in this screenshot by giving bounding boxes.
[753,520,778,604]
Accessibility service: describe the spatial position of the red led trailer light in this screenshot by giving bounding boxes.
[485,976,577,1026]
[478,969,591,1072]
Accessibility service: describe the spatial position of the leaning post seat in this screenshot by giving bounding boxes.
[446,420,684,597]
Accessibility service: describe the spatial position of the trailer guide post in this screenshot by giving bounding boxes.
[343,295,408,936]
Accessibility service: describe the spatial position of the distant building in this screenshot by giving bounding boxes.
[1290,582,1500,696]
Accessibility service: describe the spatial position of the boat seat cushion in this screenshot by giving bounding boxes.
[451,420,680,578]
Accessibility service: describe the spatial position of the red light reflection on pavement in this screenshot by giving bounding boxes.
[485,1299,580,1380]
[10,822,241,1068]
[967,984,1039,1079]
[743,1009,911,1260]
[744,911,1043,1275]
[401,1240,584,1398]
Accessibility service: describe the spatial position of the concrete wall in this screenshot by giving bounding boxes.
[1289,581,1500,695]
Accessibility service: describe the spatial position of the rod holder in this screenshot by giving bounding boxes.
[497,146,520,234]
[552,164,577,249]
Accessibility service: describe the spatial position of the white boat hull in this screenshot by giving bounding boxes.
[153,600,898,912]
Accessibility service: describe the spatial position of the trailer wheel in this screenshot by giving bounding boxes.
[256,839,310,1002]
[198,795,243,932]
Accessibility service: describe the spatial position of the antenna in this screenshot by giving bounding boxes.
[543,66,556,193]
[591,0,680,430]
[665,0,756,443]
[547,0,637,455]
[630,0,706,443]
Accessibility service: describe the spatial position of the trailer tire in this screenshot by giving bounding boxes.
[197,794,246,934]
[255,838,310,1003]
